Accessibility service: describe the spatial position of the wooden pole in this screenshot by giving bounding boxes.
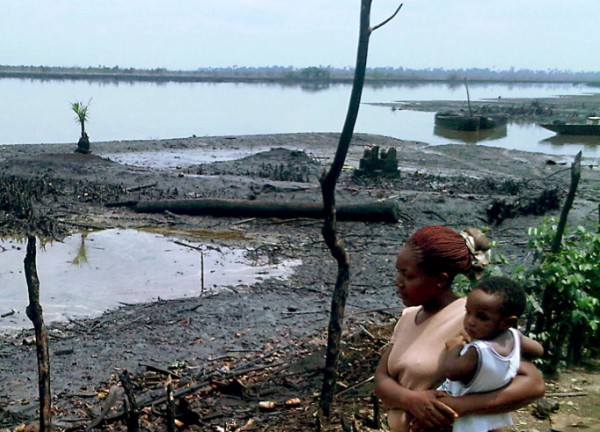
[200,251,205,296]
[464,78,473,117]
[318,0,402,418]
[24,235,52,431]
[536,151,582,368]
[119,370,140,432]
[165,376,176,432]
[551,151,582,253]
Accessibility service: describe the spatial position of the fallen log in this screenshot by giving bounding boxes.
[133,199,401,223]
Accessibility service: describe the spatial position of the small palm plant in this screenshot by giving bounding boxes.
[71,99,92,154]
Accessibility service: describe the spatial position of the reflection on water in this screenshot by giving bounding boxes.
[433,125,508,144]
[541,134,600,147]
[71,232,89,265]
[0,229,300,334]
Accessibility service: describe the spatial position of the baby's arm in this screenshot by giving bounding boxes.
[441,334,478,383]
[520,331,544,359]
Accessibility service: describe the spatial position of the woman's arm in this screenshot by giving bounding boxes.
[374,345,458,428]
[439,360,545,417]
[409,360,544,432]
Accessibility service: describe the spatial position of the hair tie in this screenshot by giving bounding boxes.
[460,230,491,272]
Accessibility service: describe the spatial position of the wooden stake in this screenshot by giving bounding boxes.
[24,235,52,431]
[119,370,140,432]
[165,376,175,432]
[200,250,205,296]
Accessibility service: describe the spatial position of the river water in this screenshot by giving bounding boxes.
[1,78,599,157]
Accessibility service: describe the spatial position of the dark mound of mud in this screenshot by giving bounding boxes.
[1,152,116,171]
[353,170,529,196]
[184,147,323,183]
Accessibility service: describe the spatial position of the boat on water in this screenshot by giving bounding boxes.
[434,112,479,131]
[539,117,600,136]
[434,78,508,132]
[435,112,508,132]
[479,114,508,130]
[434,124,507,144]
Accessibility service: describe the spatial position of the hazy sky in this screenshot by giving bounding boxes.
[2,0,599,72]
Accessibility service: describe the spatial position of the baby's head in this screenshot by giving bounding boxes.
[464,276,526,340]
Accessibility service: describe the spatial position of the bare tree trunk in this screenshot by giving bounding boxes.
[319,0,402,418]
[551,151,581,253]
[165,376,176,432]
[24,235,52,431]
[536,151,582,368]
[119,370,140,432]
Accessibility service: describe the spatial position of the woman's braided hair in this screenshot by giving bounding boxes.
[406,225,490,279]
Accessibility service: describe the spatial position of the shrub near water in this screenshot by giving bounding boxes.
[516,217,600,373]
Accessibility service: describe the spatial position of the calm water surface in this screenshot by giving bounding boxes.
[0,229,300,334]
[1,78,599,157]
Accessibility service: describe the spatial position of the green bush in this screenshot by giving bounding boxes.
[516,217,600,373]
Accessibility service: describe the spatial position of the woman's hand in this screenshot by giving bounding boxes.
[404,389,457,430]
[375,345,458,430]
[438,360,545,417]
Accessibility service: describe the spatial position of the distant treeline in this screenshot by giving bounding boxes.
[1,65,599,85]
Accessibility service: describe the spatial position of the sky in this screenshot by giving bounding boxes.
[1,0,599,72]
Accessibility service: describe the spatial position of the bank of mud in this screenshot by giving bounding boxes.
[1,133,599,430]
[369,91,600,126]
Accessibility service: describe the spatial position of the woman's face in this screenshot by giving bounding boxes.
[394,246,444,308]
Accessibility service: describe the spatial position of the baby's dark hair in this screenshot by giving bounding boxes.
[475,276,526,318]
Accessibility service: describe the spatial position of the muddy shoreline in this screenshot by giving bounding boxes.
[1,132,599,429]
[369,91,600,125]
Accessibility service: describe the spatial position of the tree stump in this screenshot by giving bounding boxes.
[75,133,91,154]
[354,145,399,178]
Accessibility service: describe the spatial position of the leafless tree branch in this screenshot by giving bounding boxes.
[370,3,403,32]
[319,0,402,419]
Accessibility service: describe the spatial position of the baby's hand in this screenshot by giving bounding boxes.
[445,333,469,350]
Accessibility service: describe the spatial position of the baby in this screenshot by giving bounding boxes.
[440,276,544,432]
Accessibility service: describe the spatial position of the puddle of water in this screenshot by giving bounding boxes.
[0,229,300,334]
[100,146,282,169]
